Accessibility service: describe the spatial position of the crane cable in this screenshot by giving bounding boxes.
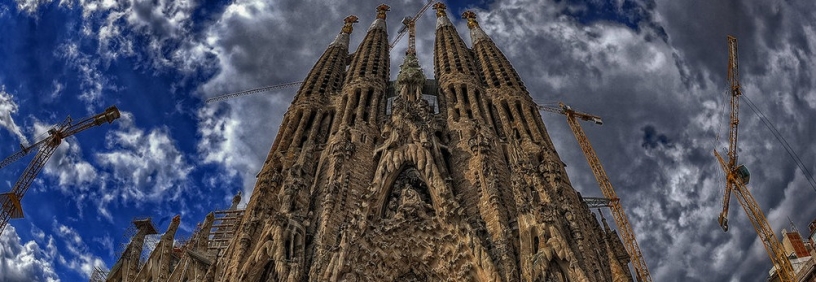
[741,93,816,192]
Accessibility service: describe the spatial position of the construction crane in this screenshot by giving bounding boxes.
[389,0,434,54]
[0,106,120,234]
[205,81,303,104]
[538,102,652,282]
[713,36,795,282]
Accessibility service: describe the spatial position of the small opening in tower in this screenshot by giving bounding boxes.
[299,111,318,148]
[501,101,514,122]
[516,102,533,139]
[447,85,457,104]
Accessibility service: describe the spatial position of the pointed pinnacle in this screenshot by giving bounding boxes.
[342,15,359,34]
[376,4,390,19]
[433,2,447,18]
[462,10,479,29]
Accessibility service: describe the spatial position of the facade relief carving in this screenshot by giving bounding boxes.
[103,6,635,282]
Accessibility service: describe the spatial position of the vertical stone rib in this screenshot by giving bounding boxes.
[336,8,389,130]
[214,16,358,281]
[433,3,488,126]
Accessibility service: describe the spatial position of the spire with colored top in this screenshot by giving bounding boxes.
[296,14,357,99]
[463,10,553,146]
[462,10,525,91]
[336,5,390,130]
[433,3,490,125]
[346,5,389,85]
[268,15,356,154]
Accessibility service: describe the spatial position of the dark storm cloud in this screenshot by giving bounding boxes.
[469,0,816,281]
[641,124,673,149]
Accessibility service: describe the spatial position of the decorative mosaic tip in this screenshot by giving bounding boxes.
[462,10,479,29]
[342,15,359,34]
[376,4,390,19]
[462,10,488,44]
[433,2,446,18]
[434,2,452,29]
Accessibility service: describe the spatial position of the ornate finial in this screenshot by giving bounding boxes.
[462,10,479,29]
[342,15,359,34]
[376,4,390,19]
[433,2,447,18]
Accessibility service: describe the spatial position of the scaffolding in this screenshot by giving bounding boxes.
[114,217,159,268]
[88,266,109,282]
[208,209,245,256]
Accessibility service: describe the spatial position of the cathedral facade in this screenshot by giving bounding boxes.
[104,3,632,282]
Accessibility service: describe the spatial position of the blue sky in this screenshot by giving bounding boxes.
[1,0,815,281]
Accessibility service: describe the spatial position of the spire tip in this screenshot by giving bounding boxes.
[376,4,390,19]
[433,2,447,18]
[342,15,359,34]
[462,10,479,29]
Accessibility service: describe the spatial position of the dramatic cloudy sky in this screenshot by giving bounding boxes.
[1,0,815,281]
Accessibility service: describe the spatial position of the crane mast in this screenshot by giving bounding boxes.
[539,103,652,282]
[0,106,120,234]
[714,36,795,282]
[389,0,433,52]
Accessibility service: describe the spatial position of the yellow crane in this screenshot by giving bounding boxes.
[389,0,434,54]
[539,102,652,282]
[713,36,795,282]
[0,106,120,234]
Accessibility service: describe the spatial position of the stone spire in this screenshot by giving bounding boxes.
[462,10,525,91]
[104,218,158,282]
[463,10,551,146]
[344,5,390,86]
[433,3,491,126]
[133,215,181,281]
[268,15,357,155]
[600,211,634,282]
[335,4,390,132]
[230,191,241,210]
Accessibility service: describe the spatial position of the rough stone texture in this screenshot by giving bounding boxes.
[104,4,634,282]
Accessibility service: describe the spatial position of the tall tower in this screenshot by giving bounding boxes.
[104,3,637,282]
[205,4,633,281]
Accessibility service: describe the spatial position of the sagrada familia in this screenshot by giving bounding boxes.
[101,3,634,282]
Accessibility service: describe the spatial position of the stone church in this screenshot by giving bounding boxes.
[103,3,633,282]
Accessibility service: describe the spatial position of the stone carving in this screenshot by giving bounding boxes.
[103,7,634,282]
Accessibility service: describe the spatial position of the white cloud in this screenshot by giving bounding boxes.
[0,86,29,145]
[54,43,110,108]
[50,81,64,100]
[32,120,99,193]
[91,235,114,258]
[95,111,193,203]
[14,0,53,15]
[0,225,60,282]
[52,221,105,279]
